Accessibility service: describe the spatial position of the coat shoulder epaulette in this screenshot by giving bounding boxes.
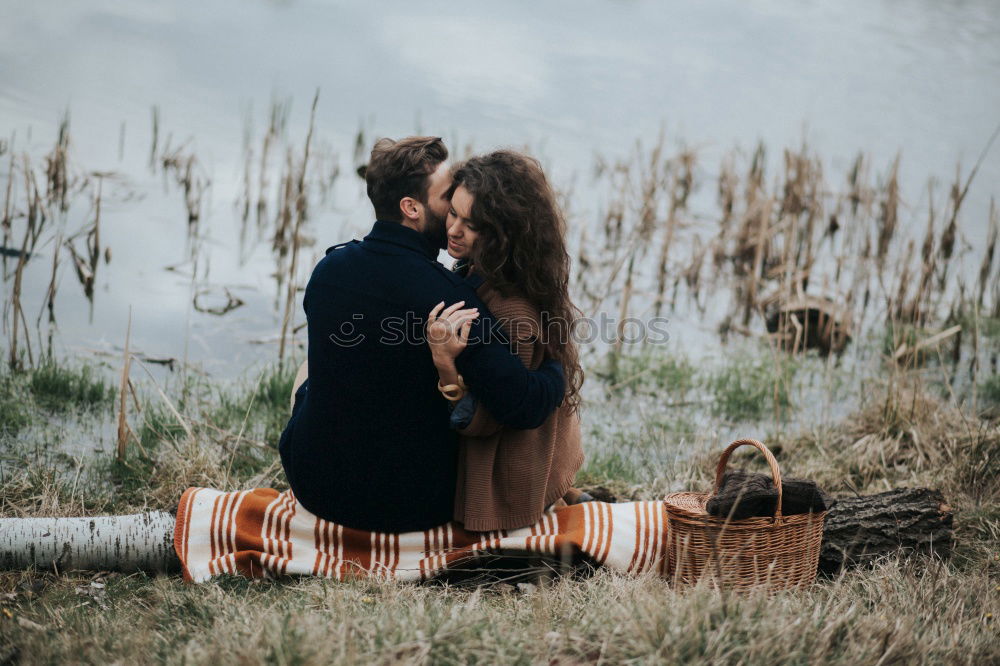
[324,239,361,255]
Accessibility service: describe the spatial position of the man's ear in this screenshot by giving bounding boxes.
[399,196,421,222]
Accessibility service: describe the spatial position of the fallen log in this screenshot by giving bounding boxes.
[0,512,179,574]
[819,487,953,574]
[0,488,953,577]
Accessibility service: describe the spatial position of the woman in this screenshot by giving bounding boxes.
[426,150,588,532]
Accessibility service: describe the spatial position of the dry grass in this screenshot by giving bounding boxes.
[0,555,995,664]
[1,351,998,664]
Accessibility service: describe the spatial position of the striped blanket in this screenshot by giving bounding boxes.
[174,487,669,583]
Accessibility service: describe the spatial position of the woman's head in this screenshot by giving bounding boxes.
[445,150,583,408]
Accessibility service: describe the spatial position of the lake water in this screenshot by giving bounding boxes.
[2,0,999,376]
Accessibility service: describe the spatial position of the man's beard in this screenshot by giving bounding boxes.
[421,206,449,250]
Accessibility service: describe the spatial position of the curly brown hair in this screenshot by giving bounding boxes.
[447,150,584,409]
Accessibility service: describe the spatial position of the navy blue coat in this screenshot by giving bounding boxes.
[278,220,566,533]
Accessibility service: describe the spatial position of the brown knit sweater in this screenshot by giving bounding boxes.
[453,280,584,531]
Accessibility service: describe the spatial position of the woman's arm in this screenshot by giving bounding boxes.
[438,296,544,437]
[428,293,561,430]
[461,300,541,434]
[501,299,542,369]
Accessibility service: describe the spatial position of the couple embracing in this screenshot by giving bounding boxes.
[278,136,591,535]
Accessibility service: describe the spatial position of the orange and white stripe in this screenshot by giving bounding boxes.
[174,487,669,584]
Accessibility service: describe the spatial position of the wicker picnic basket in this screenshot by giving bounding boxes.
[664,438,825,592]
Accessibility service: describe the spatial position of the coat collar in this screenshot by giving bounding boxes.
[454,258,486,290]
[363,220,439,260]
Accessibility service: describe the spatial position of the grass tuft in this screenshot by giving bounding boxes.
[708,353,796,422]
[28,360,114,412]
[0,368,31,436]
[981,374,1000,406]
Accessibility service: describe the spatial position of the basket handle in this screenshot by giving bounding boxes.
[712,438,783,521]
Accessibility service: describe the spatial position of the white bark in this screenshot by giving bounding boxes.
[0,511,179,573]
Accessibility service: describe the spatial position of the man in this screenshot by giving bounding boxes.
[278,136,566,533]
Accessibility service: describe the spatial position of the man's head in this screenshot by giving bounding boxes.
[365,136,451,249]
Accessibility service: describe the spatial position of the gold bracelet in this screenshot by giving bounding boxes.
[438,382,464,401]
[437,374,467,402]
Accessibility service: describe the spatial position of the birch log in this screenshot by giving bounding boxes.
[0,511,180,573]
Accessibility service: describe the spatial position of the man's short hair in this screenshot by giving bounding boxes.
[365,136,448,222]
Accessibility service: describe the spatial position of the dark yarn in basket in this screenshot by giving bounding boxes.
[664,439,826,592]
[705,469,834,520]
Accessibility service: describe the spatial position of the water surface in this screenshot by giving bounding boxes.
[2,0,998,374]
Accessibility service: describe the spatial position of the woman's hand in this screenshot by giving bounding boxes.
[427,300,479,367]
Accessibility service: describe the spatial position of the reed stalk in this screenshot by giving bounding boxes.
[278,91,319,367]
[116,308,133,462]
